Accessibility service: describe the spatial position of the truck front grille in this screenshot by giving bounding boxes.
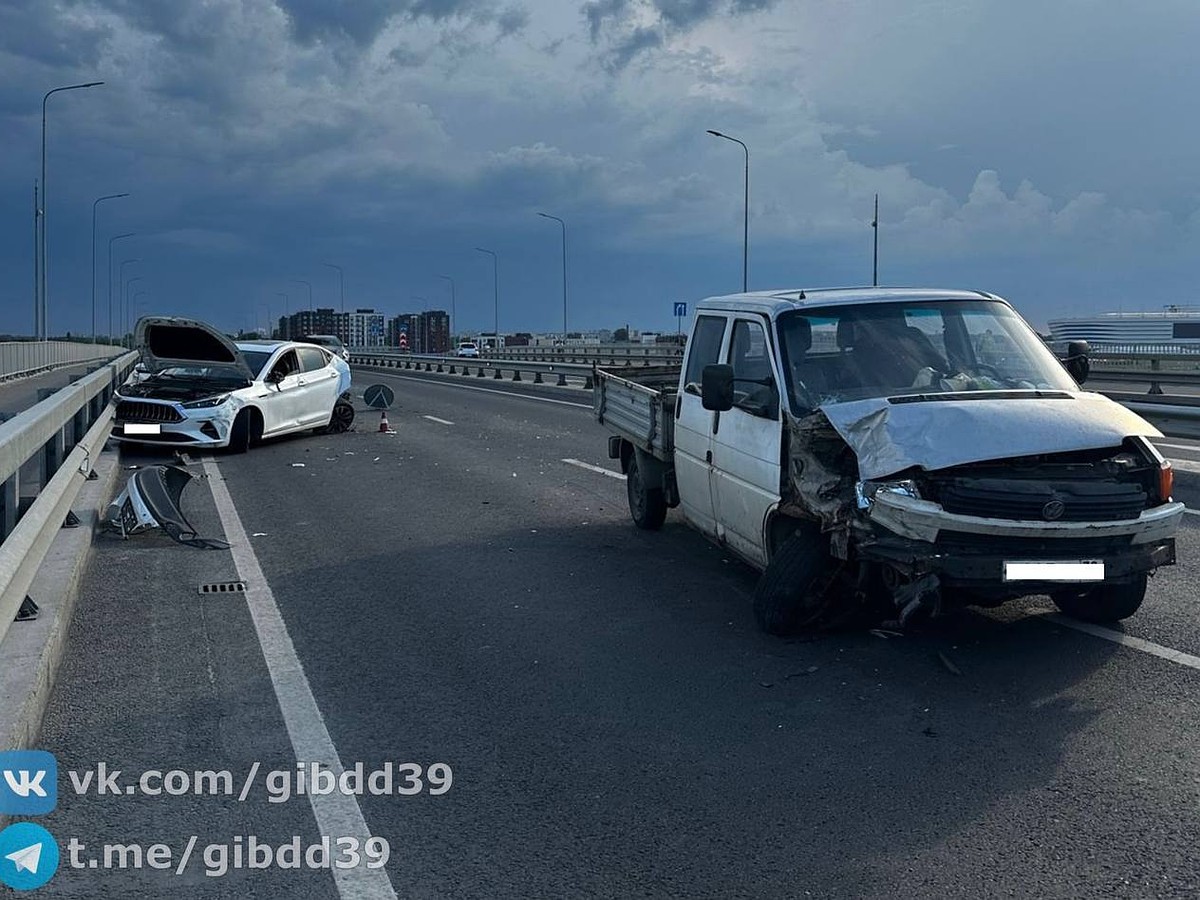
[937,480,1146,522]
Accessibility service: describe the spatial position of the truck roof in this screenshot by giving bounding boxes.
[696,287,1003,317]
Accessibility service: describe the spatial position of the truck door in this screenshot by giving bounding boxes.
[674,314,729,538]
[710,317,783,567]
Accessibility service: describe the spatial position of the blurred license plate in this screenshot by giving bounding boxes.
[125,423,161,434]
[1003,561,1105,582]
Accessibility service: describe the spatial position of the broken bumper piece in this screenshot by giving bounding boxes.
[107,465,229,549]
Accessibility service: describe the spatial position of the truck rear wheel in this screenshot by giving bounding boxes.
[1051,575,1147,623]
[626,452,667,530]
[754,529,840,635]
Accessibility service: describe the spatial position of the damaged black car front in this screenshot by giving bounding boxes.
[772,296,1184,630]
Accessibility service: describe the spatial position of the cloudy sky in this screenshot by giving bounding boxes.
[2,0,1198,339]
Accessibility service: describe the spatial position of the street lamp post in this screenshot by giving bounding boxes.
[474,247,499,347]
[437,275,456,343]
[40,81,104,339]
[871,193,879,287]
[537,212,568,340]
[706,129,749,293]
[107,233,135,342]
[275,292,289,338]
[91,193,129,343]
[322,263,344,313]
[124,274,145,346]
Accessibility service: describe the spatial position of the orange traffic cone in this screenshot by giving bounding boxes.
[379,410,390,433]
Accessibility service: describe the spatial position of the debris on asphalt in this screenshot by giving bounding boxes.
[252,532,268,537]
[291,463,306,468]
[373,457,381,462]
[937,651,963,676]
[869,628,904,639]
[106,465,230,549]
[922,727,938,738]
[784,666,820,679]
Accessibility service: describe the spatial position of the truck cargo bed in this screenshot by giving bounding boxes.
[593,365,680,460]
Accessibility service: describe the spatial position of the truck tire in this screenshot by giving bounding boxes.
[1051,575,1147,623]
[626,452,667,530]
[753,529,840,635]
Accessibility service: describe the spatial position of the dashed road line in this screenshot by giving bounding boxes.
[1034,610,1200,673]
[563,458,626,480]
[361,371,592,409]
[422,415,455,426]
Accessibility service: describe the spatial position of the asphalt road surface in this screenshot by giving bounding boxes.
[34,368,1200,898]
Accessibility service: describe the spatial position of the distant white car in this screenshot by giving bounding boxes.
[456,341,480,358]
[113,317,355,453]
[303,334,350,361]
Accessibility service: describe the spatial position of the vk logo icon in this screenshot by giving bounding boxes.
[0,751,57,815]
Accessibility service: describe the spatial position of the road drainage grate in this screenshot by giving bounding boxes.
[198,581,246,595]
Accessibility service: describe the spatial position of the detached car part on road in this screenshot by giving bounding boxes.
[112,317,355,452]
[596,288,1184,633]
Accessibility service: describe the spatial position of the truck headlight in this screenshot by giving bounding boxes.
[856,479,922,509]
[182,393,231,409]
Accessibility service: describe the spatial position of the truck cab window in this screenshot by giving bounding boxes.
[683,315,728,392]
[727,319,778,418]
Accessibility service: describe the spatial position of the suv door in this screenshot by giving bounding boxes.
[296,346,340,426]
[259,349,304,434]
[710,317,783,566]
[675,314,729,537]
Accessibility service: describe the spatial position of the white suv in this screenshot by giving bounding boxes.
[456,341,480,358]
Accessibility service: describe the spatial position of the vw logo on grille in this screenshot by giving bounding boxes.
[1042,499,1066,521]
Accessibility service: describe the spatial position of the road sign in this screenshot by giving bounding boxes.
[673,302,687,318]
[363,384,395,410]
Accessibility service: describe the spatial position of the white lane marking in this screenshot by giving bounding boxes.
[203,458,397,900]
[422,415,455,426]
[1184,508,1199,517]
[563,458,625,480]
[359,371,592,409]
[1034,610,1200,673]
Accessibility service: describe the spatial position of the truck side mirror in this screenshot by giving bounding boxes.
[701,364,735,411]
[1065,340,1090,384]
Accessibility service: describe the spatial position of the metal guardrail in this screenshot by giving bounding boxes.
[0,341,123,382]
[349,344,684,366]
[351,351,602,387]
[0,352,137,648]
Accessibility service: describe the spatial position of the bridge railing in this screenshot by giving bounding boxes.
[0,353,137,648]
[0,341,124,382]
[351,351,601,387]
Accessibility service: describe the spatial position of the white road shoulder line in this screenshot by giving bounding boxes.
[1154,442,1200,453]
[360,371,592,409]
[422,415,455,426]
[563,458,626,480]
[203,458,397,900]
[1184,509,1199,517]
[1034,609,1200,672]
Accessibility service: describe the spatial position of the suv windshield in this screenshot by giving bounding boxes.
[776,299,1077,414]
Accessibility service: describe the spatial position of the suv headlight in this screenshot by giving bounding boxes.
[856,479,922,509]
[182,393,231,409]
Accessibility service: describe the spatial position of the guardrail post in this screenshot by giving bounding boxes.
[1149,357,1163,394]
[0,473,16,541]
[512,369,522,382]
[493,367,503,379]
[533,371,543,383]
[557,373,568,386]
[43,427,65,486]
[477,367,486,377]
[448,364,456,374]
[583,373,594,390]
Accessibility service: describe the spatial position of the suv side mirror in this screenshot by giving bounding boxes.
[1065,340,1090,384]
[701,364,735,412]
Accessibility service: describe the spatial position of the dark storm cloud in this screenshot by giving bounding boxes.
[583,0,779,68]
[0,0,110,70]
[276,0,508,45]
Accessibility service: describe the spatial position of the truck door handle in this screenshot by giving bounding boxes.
[706,450,713,464]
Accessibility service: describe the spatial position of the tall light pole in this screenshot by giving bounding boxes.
[107,233,135,342]
[40,81,104,338]
[91,193,129,343]
[537,212,568,340]
[119,259,140,343]
[124,275,145,346]
[706,129,749,293]
[871,193,879,287]
[437,274,456,342]
[275,292,289,339]
[474,247,498,346]
[290,279,312,310]
[322,263,344,312]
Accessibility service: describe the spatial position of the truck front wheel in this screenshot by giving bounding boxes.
[754,529,841,635]
[626,452,667,530]
[1051,575,1147,623]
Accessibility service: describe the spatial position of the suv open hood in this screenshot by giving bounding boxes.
[819,391,1163,481]
[134,317,255,381]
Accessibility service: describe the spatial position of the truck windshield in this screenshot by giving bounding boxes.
[776,299,1078,414]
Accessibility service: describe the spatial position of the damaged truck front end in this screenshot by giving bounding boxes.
[775,396,1184,630]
